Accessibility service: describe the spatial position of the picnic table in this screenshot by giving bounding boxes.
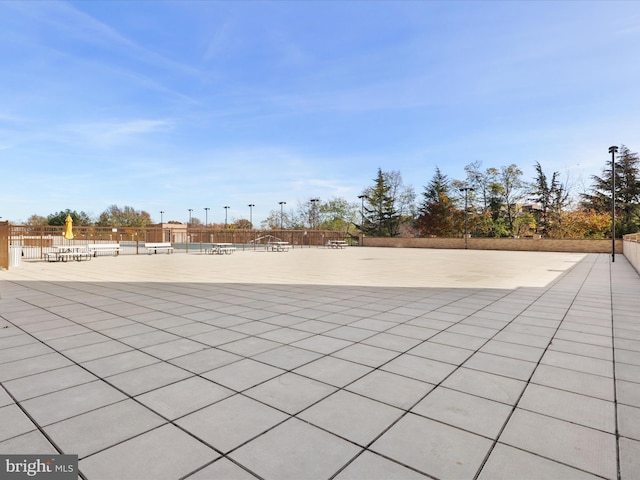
[326,240,348,249]
[267,241,290,252]
[206,243,236,255]
[45,246,92,262]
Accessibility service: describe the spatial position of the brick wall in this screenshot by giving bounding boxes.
[362,236,624,254]
[623,236,640,274]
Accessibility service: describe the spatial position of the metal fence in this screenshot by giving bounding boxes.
[9,225,354,260]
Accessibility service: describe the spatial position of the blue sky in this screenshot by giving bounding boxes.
[2,1,640,225]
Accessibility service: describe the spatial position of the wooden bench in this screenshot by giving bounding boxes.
[145,242,174,254]
[327,240,348,249]
[88,244,120,257]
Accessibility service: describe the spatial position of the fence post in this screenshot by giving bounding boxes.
[0,221,8,270]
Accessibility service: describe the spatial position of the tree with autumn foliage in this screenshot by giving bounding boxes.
[234,219,252,229]
[26,214,48,226]
[96,205,152,228]
[547,209,611,239]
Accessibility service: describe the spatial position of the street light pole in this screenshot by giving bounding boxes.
[248,204,254,229]
[459,187,475,250]
[357,195,366,246]
[224,206,230,228]
[310,198,319,229]
[204,207,210,228]
[160,210,164,224]
[609,145,618,262]
[188,209,193,225]
[279,201,286,229]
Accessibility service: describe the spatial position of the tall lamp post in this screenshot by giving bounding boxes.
[310,198,319,229]
[357,195,366,246]
[460,186,475,250]
[188,209,193,225]
[224,206,230,228]
[279,201,286,229]
[204,207,210,228]
[609,145,618,262]
[160,210,164,224]
[248,204,254,229]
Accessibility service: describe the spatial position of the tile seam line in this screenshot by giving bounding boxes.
[170,279,525,479]
[472,253,606,480]
[0,382,88,480]
[0,303,277,476]
[8,336,243,476]
[3,274,568,470]
[0,306,276,425]
[1,276,336,381]
[3,278,423,355]
[610,259,621,480]
[2,283,432,478]
[0,254,592,479]
[277,256,595,479]
[326,261,590,480]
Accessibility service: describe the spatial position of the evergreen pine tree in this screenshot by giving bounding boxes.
[582,145,640,236]
[361,168,400,237]
[416,167,460,237]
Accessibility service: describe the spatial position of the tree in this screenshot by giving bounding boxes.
[582,145,640,236]
[290,200,319,229]
[261,209,292,229]
[463,161,490,212]
[547,209,611,239]
[96,205,152,228]
[281,197,359,233]
[386,170,417,231]
[417,167,461,237]
[361,169,398,237]
[462,162,503,237]
[530,162,569,237]
[318,197,359,233]
[497,164,528,236]
[234,219,252,229]
[26,214,48,226]
[513,211,536,237]
[47,209,92,226]
[361,168,413,237]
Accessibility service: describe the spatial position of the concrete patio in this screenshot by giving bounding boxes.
[0,247,638,479]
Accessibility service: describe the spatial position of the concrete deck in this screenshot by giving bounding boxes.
[0,247,638,479]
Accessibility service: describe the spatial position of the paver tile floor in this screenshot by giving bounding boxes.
[0,247,639,479]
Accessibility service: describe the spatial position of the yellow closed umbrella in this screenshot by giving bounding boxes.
[64,215,74,240]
